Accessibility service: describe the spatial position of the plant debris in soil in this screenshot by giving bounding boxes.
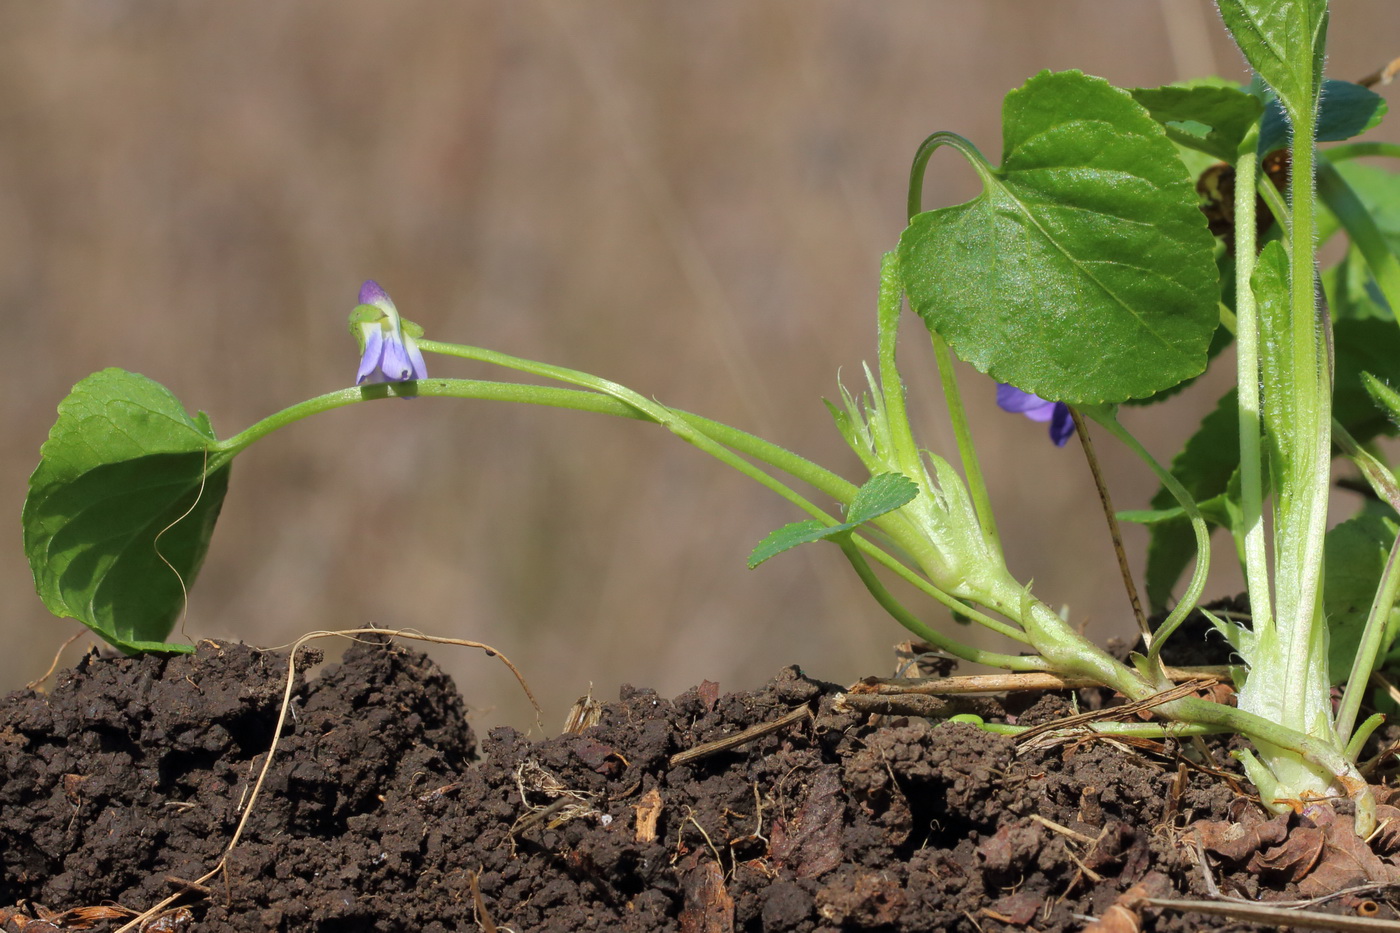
[2,638,1400,932]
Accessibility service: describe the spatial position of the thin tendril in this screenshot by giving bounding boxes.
[153,446,210,642]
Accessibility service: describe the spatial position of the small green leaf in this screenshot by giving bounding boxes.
[1325,513,1398,683]
[1130,83,1264,162]
[747,473,917,569]
[747,520,829,570]
[1215,0,1327,123]
[1362,371,1400,430]
[898,70,1218,404]
[23,369,231,653]
[846,472,920,524]
[1259,80,1386,156]
[1143,389,1240,611]
[1251,240,1296,471]
[1336,322,1400,442]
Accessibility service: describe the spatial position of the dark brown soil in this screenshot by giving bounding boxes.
[0,639,1395,932]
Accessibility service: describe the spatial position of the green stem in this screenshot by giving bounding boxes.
[929,335,1000,553]
[847,534,1032,647]
[1257,172,1291,244]
[906,131,966,222]
[905,132,1001,553]
[1084,408,1211,663]
[873,251,1002,557]
[1275,110,1331,729]
[972,720,1227,740]
[838,538,1046,671]
[416,340,1044,647]
[217,380,635,454]
[418,339,860,505]
[221,376,863,545]
[1155,695,1371,830]
[874,252,925,477]
[1233,128,1276,636]
[1336,533,1400,745]
[1348,713,1386,764]
[236,363,1038,652]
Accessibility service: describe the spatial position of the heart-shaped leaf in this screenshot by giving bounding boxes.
[23,369,232,653]
[898,70,1218,404]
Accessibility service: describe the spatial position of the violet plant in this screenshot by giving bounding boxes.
[21,1,1400,834]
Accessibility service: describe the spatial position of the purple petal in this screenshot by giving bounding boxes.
[405,339,428,380]
[996,383,1056,421]
[1049,403,1075,446]
[379,337,413,381]
[356,327,385,384]
[358,280,394,311]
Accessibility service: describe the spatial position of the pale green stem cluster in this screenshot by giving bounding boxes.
[1220,79,1375,824]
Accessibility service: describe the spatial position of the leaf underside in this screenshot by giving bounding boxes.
[23,368,229,653]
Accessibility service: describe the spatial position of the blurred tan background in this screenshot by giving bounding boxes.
[3,2,1398,731]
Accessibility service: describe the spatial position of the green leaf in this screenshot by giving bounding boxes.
[1318,160,1400,323]
[846,472,920,524]
[747,473,917,569]
[1335,321,1400,442]
[1124,315,1233,407]
[1142,389,1240,611]
[1326,161,1400,257]
[1325,513,1398,683]
[1362,371,1400,430]
[1215,0,1327,124]
[1323,246,1392,322]
[1251,240,1295,473]
[747,520,828,570]
[23,369,231,653]
[1259,80,1386,156]
[1130,83,1264,162]
[898,70,1218,404]
[1316,79,1386,139]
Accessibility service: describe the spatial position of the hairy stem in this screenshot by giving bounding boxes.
[1232,129,1276,636]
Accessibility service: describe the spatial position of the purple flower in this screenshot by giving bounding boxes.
[996,384,1074,447]
[351,280,427,385]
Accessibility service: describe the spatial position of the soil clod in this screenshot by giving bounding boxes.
[3,642,1398,930]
